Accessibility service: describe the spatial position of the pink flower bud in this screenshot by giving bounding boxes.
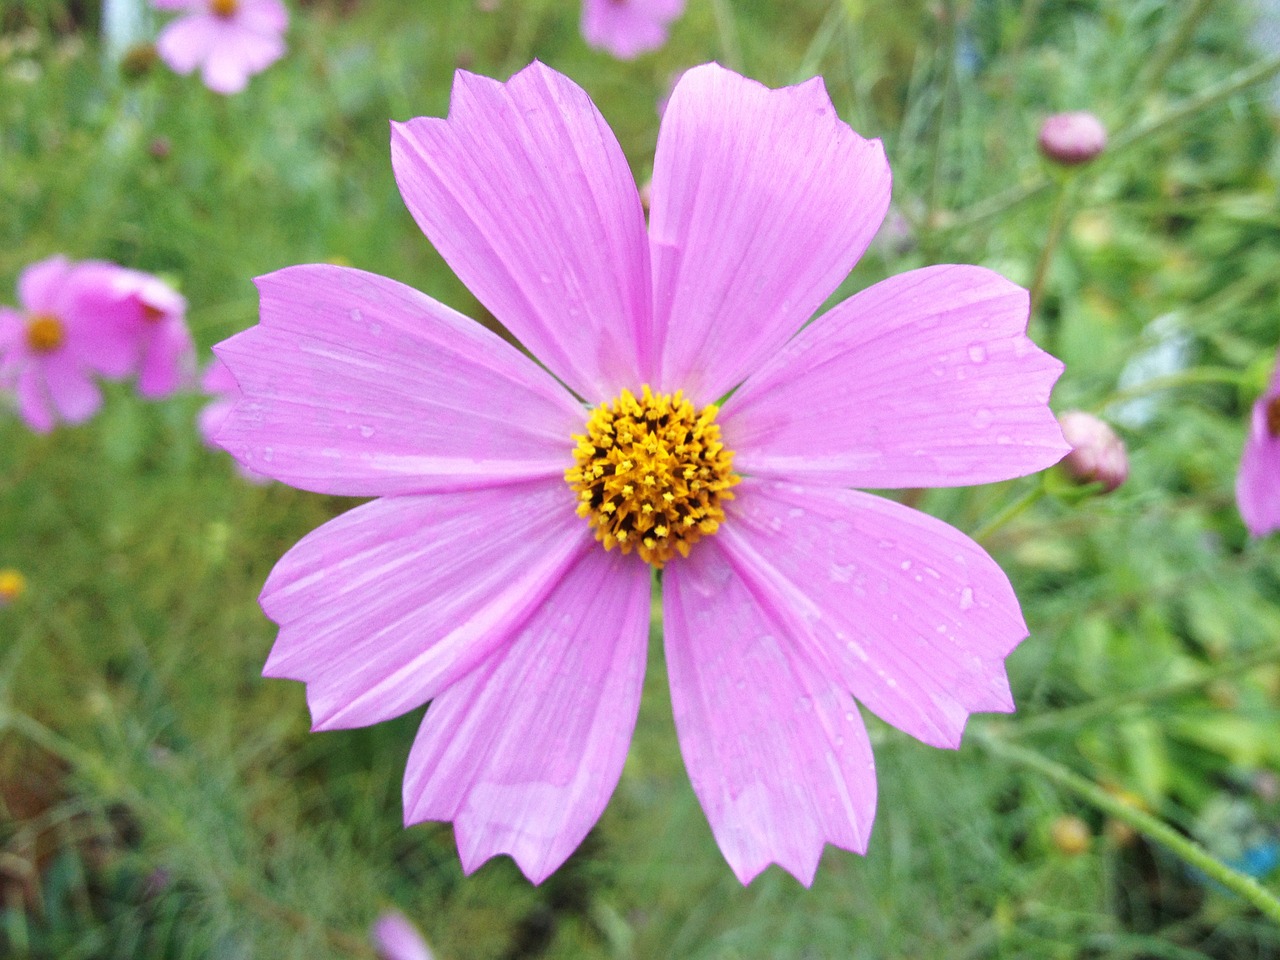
[1038,112,1107,166]
[371,912,434,960]
[1058,411,1127,492]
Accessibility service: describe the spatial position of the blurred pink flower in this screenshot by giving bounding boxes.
[153,0,287,95]
[0,256,133,433]
[215,63,1067,886]
[199,357,269,483]
[1038,111,1107,166]
[1237,357,1280,536]
[1058,410,1127,493]
[75,264,195,398]
[582,0,685,59]
[371,912,434,960]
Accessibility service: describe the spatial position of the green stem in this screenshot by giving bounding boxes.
[791,0,844,83]
[972,483,1046,543]
[1096,366,1249,412]
[1122,0,1216,125]
[502,0,549,75]
[971,730,1280,926]
[1012,645,1280,737]
[709,0,744,73]
[951,54,1280,231]
[925,0,959,242]
[1027,178,1075,324]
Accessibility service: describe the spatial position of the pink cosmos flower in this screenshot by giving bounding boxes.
[582,0,685,59]
[0,256,134,433]
[214,63,1068,885]
[153,0,287,95]
[199,357,269,483]
[73,264,195,398]
[1237,354,1280,536]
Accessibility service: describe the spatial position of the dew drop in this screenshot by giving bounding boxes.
[967,344,988,363]
[359,425,375,438]
[959,587,975,610]
[971,407,993,428]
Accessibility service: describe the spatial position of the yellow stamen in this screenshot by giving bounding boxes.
[209,0,239,17]
[565,386,740,568]
[24,314,64,353]
[0,569,26,604]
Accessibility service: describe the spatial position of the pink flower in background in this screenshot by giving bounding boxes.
[215,63,1067,885]
[582,0,685,59]
[0,256,132,433]
[199,357,268,483]
[1237,354,1280,536]
[153,0,287,95]
[371,912,434,960]
[75,264,195,398]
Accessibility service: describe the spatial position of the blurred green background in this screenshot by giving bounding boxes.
[2,0,1280,956]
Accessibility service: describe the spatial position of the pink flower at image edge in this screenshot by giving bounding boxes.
[154,0,288,95]
[214,62,1068,886]
[582,0,686,59]
[1237,358,1280,536]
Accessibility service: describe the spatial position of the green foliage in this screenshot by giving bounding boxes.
[2,0,1279,956]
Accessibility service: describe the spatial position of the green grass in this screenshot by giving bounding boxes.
[2,0,1280,956]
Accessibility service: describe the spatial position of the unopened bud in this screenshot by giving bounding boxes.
[372,912,434,960]
[148,136,172,160]
[1038,111,1107,166]
[1058,411,1128,492]
[120,42,158,80]
[1050,814,1091,856]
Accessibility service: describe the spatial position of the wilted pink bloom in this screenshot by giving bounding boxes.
[371,912,434,960]
[153,0,287,95]
[0,256,132,433]
[1237,357,1280,536]
[1058,411,1127,493]
[199,357,269,483]
[74,264,194,398]
[215,63,1067,886]
[582,0,685,59]
[1038,111,1107,166]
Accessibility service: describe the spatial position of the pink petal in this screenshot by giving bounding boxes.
[201,24,284,94]
[18,256,72,315]
[718,479,1025,749]
[663,539,877,886]
[261,480,592,731]
[198,396,235,448]
[42,353,102,425]
[581,0,685,59]
[60,261,151,379]
[724,265,1068,488]
[214,264,586,496]
[156,14,219,75]
[391,62,654,401]
[15,366,55,433]
[371,912,434,960]
[403,546,650,884]
[649,64,891,404]
[201,355,238,394]
[138,318,196,397]
[238,0,288,34]
[1237,392,1280,536]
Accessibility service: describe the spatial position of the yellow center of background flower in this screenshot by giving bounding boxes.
[566,386,739,568]
[25,314,64,353]
[1267,396,1280,439]
[210,0,239,18]
[0,569,26,603]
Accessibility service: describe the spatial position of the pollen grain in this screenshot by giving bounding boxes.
[566,386,739,568]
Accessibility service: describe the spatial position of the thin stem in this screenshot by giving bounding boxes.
[925,0,959,241]
[791,0,844,83]
[951,53,1280,231]
[502,0,548,76]
[1122,0,1216,125]
[1096,366,1249,412]
[708,0,744,73]
[972,483,1046,543]
[971,730,1280,926]
[1012,644,1280,737]
[1028,178,1075,323]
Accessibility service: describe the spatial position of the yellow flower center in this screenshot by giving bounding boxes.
[209,0,239,18]
[565,386,739,568]
[0,569,26,603]
[1267,396,1280,439]
[24,314,64,353]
